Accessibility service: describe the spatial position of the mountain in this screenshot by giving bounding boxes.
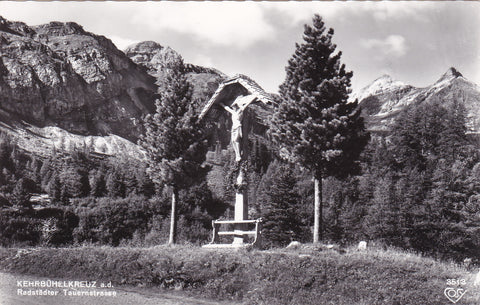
[124,41,225,104]
[357,67,480,133]
[0,17,225,159]
[0,16,157,142]
[350,74,413,105]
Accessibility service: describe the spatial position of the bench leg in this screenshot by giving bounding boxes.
[251,220,262,248]
[210,221,219,244]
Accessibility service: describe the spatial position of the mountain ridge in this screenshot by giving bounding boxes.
[0,16,225,159]
[124,40,225,104]
[2,15,478,158]
[0,16,158,142]
[357,67,480,133]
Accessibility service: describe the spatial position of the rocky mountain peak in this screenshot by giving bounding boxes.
[0,16,8,26]
[0,16,226,159]
[33,21,86,36]
[376,74,394,82]
[368,74,403,90]
[445,67,463,78]
[125,41,163,55]
[436,67,463,84]
[0,16,157,142]
[125,41,183,74]
[351,74,408,103]
[124,40,225,106]
[358,67,480,133]
[0,15,33,36]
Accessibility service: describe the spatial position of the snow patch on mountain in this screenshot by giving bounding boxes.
[0,122,145,160]
[350,75,409,103]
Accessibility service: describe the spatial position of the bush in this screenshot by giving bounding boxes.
[0,188,227,247]
[0,209,41,246]
[73,195,155,246]
[0,207,78,246]
[72,193,214,246]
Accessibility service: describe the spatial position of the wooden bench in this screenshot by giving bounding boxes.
[208,218,263,247]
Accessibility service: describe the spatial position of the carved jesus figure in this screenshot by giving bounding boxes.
[220,94,257,162]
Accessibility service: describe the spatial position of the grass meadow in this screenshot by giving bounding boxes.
[0,244,479,304]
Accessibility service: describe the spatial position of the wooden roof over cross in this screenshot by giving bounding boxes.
[199,74,275,122]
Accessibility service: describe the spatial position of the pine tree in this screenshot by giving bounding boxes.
[11,178,31,208]
[261,165,303,247]
[26,157,41,187]
[391,100,472,170]
[269,14,369,243]
[437,100,470,163]
[139,58,208,245]
[59,165,84,199]
[0,134,15,172]
[384,99,480,257]
[46,173,62,204]
[105,169,125,198]
[135,167,155,198]
[40,158,53,192]
[90,169,107,197]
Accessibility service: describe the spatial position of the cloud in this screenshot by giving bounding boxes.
[0,2,276,49]
[261,2,346,25]
[352,2,435,22]
[129,2,275,49]
[362,35,408,58]
[260,2,434,26]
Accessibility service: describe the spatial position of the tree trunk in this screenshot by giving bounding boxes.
[313,176,322,243]
[168,188,178,245]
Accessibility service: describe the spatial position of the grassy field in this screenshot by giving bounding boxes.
[0,244,478,304]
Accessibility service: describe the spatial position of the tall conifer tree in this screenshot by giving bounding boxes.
[261,164,303,247]
[139,58,208,245]
[269,14,368,243]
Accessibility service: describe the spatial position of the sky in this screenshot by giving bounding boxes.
[0,1,479,93]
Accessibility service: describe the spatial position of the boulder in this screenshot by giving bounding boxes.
[474,270,480,286]
[286,241,301,249]
[357,241,367,250]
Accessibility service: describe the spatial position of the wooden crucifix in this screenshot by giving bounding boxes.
[199,75,274,246]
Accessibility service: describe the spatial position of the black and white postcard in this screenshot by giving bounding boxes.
[0,1,479,304]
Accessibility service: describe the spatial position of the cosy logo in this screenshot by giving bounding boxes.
[444,287,467,304]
